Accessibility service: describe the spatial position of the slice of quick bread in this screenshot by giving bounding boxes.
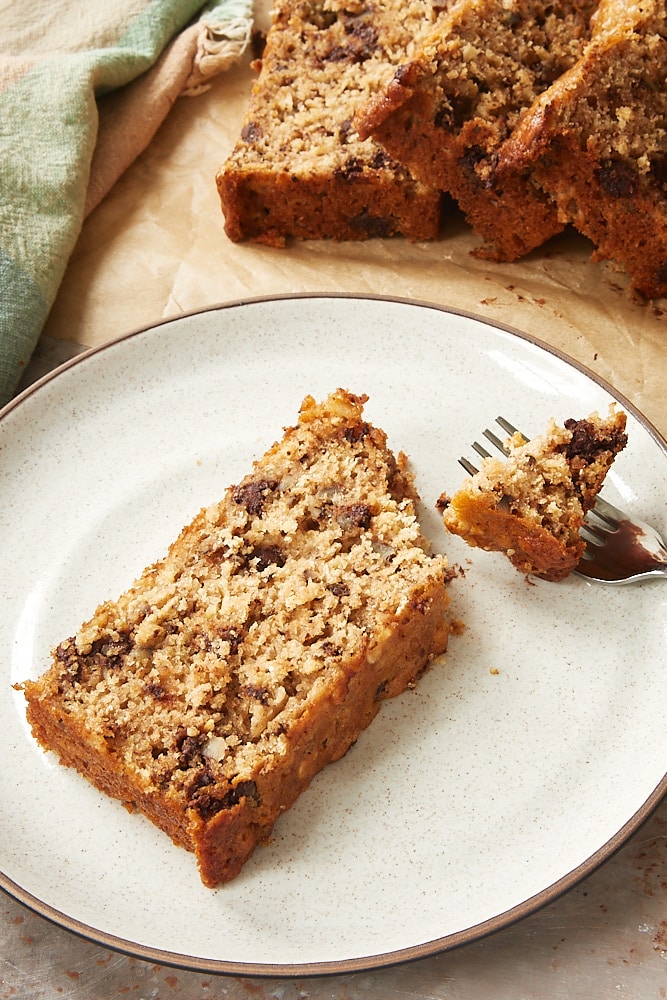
[437,408,627,581]
[217,0,443,245]
[355,0,599,260]
[21,390,452,887]
[493,0,667,297]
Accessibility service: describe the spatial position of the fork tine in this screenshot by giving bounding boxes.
[461,420,519,474]
[587,495,622,527]
[580,522,609,546]
[472,441,492,460]
[495,416,520,437]
[483,428,509,455]
[459,456,479,476]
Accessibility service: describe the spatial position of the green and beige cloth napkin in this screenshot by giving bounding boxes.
[0,0,252,407]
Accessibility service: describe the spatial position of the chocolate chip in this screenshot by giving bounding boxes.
[336,503,372,531]
[326,44,354,62]
[184,766,216,807]
[80,632,133,671]
[250,544,285,571]
[219,626,243,655]
[335,156,364,180]
[54,638,83,682]
[458,144,487,182]
[325,17,378,62]
[350,212,393,238]
[343,421,371,443]
[241,122,262,143]
[369,149,392,170]
[598,159,639,198]
[176,732,206,770]
[233,479,278,516]
[338,119,354,144]
[563,418,627,461]
[242,683,270,704]
[99,637,133,659]
[55,639,75,662]
[345,19,377,45]
[145,682,169,701]
[343,18,378,61]
[190,779,259,820]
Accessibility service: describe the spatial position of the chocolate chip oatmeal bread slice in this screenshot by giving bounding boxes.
[493,0,667,298]
[355,0,599,260]
[437,408,627,581]
[21,390,451,887]
[217,0,443,246]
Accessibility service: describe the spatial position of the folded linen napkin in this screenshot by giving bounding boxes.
[0,0,252,408]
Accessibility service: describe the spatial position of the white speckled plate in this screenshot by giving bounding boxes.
[1,295,666,976]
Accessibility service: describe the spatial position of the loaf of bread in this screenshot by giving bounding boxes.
[437,408,627,581]
[21,390,452,887]
[216,0,443,246]
[355,0,599,261]
[493,0,667,297]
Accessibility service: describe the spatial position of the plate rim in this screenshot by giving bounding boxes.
[1,292,666,978]
[4,293,666,451]
[1,777,665,978]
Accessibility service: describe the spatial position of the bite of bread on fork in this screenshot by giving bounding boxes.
[437,408,630,582]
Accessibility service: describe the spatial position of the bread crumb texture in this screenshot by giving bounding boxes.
[216,0,444,244]
[218,0,667,296]
[355,0,601,261]
[440,406,627,580]
[21,390,451,886]
[494,0,667,295]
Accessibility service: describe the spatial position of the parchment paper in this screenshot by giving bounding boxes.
[43,26,666,435]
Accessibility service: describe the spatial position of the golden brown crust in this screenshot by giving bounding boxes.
[21,389,451,886]
[217,169,440,245]
[442,490,585,580]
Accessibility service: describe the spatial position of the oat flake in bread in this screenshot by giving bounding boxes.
[21,390,452,887]
[437,407,628,581]
[217,0,444,246]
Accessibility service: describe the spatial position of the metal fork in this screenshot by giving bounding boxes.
[461,417,667,585]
